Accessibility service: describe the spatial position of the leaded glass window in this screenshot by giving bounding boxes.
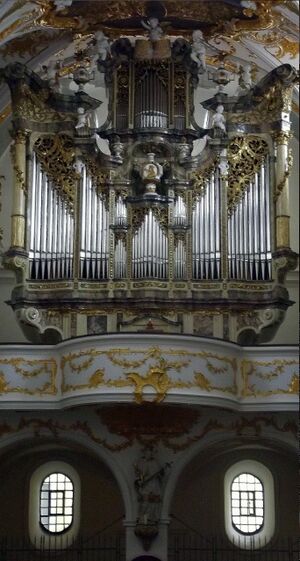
[40,472,74,533]
[231,472,264,534]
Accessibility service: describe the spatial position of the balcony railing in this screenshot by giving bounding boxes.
[168,532,299,561]
[0,534,298,561]
[0,535,125,561]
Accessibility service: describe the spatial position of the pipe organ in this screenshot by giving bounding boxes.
[1,34,298,344]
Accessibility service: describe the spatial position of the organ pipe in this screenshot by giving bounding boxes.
[132,210,168,279]
[79,165,109,280]
[28,151,272,284]
[228,158,271,281]
[192,168,221,280]
[29,154,74,280]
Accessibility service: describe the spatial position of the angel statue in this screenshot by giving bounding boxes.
[212,105,226,133]
[141,17,164,42]
[190,29,207,72]
[75,107,88,130]
[89,31,110,71]
[238,64,252,91]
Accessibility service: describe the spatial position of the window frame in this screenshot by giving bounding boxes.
[39,471,74,535]
[29,461,80,548]
[230,471,264,536]
[224,460,275,549]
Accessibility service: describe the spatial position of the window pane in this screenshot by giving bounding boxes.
[231,472,264,535]
[40,472,74,533]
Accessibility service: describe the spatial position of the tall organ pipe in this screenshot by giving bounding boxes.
[192,168,221,280]
[29,154,74,280]
[132,210,168,279]
[228,157,271,280]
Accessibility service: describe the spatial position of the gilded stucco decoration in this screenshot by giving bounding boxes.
[241,358,299,397]
[0,409,297,453]
[0,345,296,403]
[0,358,57,395]
[61,345,238,404]
[227,136,269,212]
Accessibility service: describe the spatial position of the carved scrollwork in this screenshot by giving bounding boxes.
[227,136,269,213]
[132,206,168,232]
[190,159,217,201]
[34,134,78,209]
[84,157,110,201]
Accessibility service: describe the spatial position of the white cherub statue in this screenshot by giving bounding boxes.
[212,105,226,133]
[75,107,87,130]
[239,64,252,91]
[141,17,164,42]
[94,31,110,60]
[54,0,73,11]
[190,30,207,72]
[90,31,110,70]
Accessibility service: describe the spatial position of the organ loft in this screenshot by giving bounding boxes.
[0,8,298,346]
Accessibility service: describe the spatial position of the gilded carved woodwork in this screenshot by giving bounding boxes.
[227,136,269,212]
[34,135,78,209]
[12,82,65,123]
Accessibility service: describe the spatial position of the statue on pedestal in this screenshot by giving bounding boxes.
[141,17,164,42]
[190,30,207,72]
[212,104,226,133]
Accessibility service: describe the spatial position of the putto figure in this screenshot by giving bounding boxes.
[89,31,110,70]
[141,17,164,42]
[54,0,73,11]
[190,30,207,72]
[75,107,87,130]
[212,105,226,132]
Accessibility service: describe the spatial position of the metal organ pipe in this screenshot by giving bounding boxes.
[28,154,74,280]
[132,210,168,279]
[79,165,109,280]
[192,168,221,280]
[228,157,271,280]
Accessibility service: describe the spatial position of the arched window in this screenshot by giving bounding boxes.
[40,472,74,533]
[224,460,274,549]
[231,472,264,534]
[29,462,80,547]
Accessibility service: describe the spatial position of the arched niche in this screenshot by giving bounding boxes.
[0,435,128,540]
[164,439,298,543]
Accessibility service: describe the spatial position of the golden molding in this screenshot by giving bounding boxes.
[0,411,296,453]
[0,0,294,48]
